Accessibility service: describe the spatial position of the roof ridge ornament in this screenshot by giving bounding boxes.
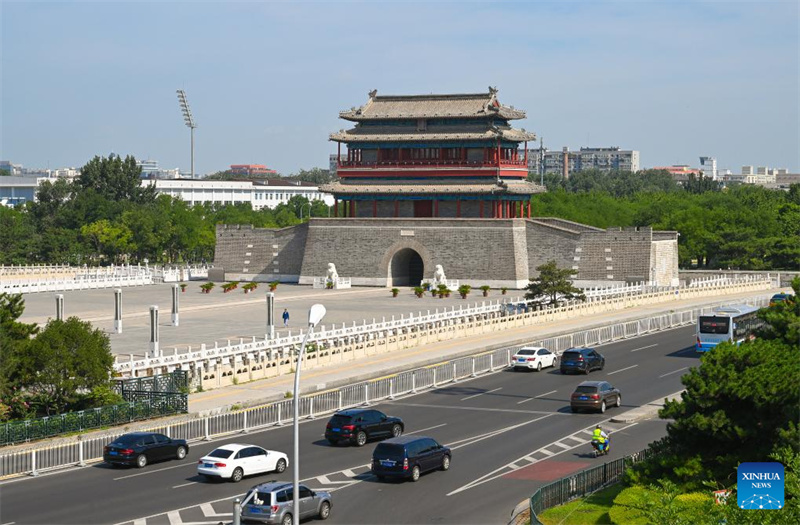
[489,86,498,96]
[368,89,378,99]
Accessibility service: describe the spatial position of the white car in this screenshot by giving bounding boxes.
[197,443,288,483]
[511,347,558,371]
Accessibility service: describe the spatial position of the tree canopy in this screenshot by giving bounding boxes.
[524,260,587,306]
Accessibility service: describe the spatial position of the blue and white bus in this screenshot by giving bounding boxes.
[696,304,764,352]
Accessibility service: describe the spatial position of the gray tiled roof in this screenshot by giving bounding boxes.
[330,126,535,143]
[320,181,545,195]
[339,89,527,121]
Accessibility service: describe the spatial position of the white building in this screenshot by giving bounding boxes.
[699,156,718,180]
[527,146,640,176]
[141,178,334,210]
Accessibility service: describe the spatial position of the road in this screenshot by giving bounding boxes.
[0,326,697,525]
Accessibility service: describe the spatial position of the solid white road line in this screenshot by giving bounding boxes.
[114,461,195,480]
[659,367,689,378]
[172,481,199,489]
[461,387,502,401]
[199,503,231,517]
[631,343,658,352]
[608,364,639,375]
[406,423,447,435]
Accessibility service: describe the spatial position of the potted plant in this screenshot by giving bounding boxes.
[479,285,491,297]
[391,288,400,297]
[501,287,508,295]
[200,282,215,294]
[458,284,471,299]
[413,286,425,298]
[221,282,237,293]
[243,282,258,294]
[326,281,334,289]
[430,289,439,298]
[179,283,187,293]
[269,281,279,292]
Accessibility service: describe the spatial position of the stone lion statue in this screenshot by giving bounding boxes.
[432,264,446,287]
[326,263,339,284]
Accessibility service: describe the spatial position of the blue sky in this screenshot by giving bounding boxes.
[2,0,798,175]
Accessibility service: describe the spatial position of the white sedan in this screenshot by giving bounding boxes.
[511,347,558,371]
[197,443,288,483]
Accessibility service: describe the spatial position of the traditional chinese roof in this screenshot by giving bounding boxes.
[338,88,526,122]
[320,180,545,196]
[330,124,535,143]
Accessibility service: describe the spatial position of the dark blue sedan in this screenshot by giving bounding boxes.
[103,432,189,468]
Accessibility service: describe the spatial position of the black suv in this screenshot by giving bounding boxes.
[559,347,605,375]
[325,409,404,447]
[371,435,451,482]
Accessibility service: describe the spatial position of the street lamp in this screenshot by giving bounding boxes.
[176,89,197,179]
[293,303,326,525]
[300,202,312,221]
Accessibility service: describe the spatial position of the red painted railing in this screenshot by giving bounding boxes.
[337,159,528,168]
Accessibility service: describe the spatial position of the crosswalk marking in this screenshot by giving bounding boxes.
[553,441,572,450]
[199,504,230,518]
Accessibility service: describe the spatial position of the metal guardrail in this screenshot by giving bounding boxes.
[0,294,769,479]
[529,448,656,525]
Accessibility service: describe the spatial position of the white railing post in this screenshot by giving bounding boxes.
[389,379,394,399]
[31,450,38,477]
[365,383,370,406]
[338,391,343,410]
[204,417,210,440]
[78,441,85,467]
[276,404,283,426]
[412,372,417,393]
[309,398,315,419]
[433,368,437,387]
[243,410,248,433]
[166,425,171,438]
[453,362,458,383]
[490,354,494,371]
[471,357,476,377]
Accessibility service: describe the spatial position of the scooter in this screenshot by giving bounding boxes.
[591,436,610,457]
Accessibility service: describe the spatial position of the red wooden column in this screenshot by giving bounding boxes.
[527,200,532,218]
[456,199,461,218]
[507,200,511,218]
[372,200,377,218]
[394,200,399,218]
[479,200,484,218]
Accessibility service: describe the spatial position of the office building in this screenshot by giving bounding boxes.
[527,146,640,177]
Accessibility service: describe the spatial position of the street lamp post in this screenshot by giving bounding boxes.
[176,90,197,179]
[300,202,312,221]
[293,304,326,525]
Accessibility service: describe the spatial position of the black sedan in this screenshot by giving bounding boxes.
[325,409,404,446]
[103,432,189,468]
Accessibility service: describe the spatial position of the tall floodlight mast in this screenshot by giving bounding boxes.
[176,90,197,179]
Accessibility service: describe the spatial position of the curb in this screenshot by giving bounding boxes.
[508,498,531,525]
[609,390,685,423]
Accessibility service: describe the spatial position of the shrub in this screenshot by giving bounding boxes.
[391,288,400,297]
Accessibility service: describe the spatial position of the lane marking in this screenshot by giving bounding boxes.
[461,387,502,401]
[342,469,357,478]
[200,503,231,517]
[607,364,639,375]
[631,344,658,352]
[517,389,557,405]
[553,441,572,450]
[167,511,182,525]
[172,481,199,489]
[406,423,447,435]
[114,461,195,480]
[538,448,554,456]
[659,367,689,378]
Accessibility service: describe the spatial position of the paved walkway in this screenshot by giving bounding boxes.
[188,286,778,414]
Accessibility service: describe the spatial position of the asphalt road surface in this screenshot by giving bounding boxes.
[0,325,697,525]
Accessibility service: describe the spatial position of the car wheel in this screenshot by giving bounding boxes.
[176,446,187,460]
[616,394,622,407]
[411,465,421,482]
[275,458,287,473]
[441,455,451,471]
[536,362,542,372]
[136,454,147,468]
[584,366,590,375]
[600,361,605,371]
[599,401,606,414]
[391,424,402,438]
[231,467,244,483]
[355,431,367,447]
[552,357,559,368]
[327,438,339,446]
[318,500,331,520]
[281,513,293,525]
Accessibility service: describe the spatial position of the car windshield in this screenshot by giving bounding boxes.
[111,434,144,446]
[373,443,405,459]
[563,352,581,359]
[207,448,235,459]
[699,316,730,334]
[250,491,272,506]
[516,349,536,355]
[329,415,352,426]
[575,386,597,393]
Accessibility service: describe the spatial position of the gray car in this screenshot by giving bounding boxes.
[570,380,621,413]
[240,481,331,525]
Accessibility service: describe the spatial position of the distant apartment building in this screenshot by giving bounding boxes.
[141,178,334,210]
[526,146,640,177]
[0,176,46,207]
[229,164,277,176]
[699,156,718,180]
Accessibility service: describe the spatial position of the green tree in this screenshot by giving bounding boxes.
[524,260,587,306]
[683,173,722,194]
[80,219,133,263]
[0,294,39,402]
[19,317,115,415]
[75,154,156,204]
[0,206,37,264]
[758,277,800,346]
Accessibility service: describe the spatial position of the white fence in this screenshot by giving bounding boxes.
[0,293,770,479]
[0,264,154,294]
[113,275,773,384]
[311,277,352,289]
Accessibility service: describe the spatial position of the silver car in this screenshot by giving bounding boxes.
[241,481,331,525]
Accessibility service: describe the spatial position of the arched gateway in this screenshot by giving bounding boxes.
[389,248,424,287]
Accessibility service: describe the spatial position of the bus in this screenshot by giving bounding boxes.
[696,304,764,352]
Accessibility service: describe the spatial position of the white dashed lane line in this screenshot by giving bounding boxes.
[461,387,502,401]
[631,343,658,352]
[517,389,558,404]
[607,364,639,375]
[659,367,689,378]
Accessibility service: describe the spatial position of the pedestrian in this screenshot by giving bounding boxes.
[282,308,290,327]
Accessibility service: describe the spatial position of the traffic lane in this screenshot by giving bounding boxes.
[323,418,670,524]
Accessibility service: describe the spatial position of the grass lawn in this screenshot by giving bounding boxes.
[537,483,624,525]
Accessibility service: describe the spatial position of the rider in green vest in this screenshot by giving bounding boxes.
[592,425,608,452]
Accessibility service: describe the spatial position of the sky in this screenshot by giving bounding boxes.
[1,0,798,176]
